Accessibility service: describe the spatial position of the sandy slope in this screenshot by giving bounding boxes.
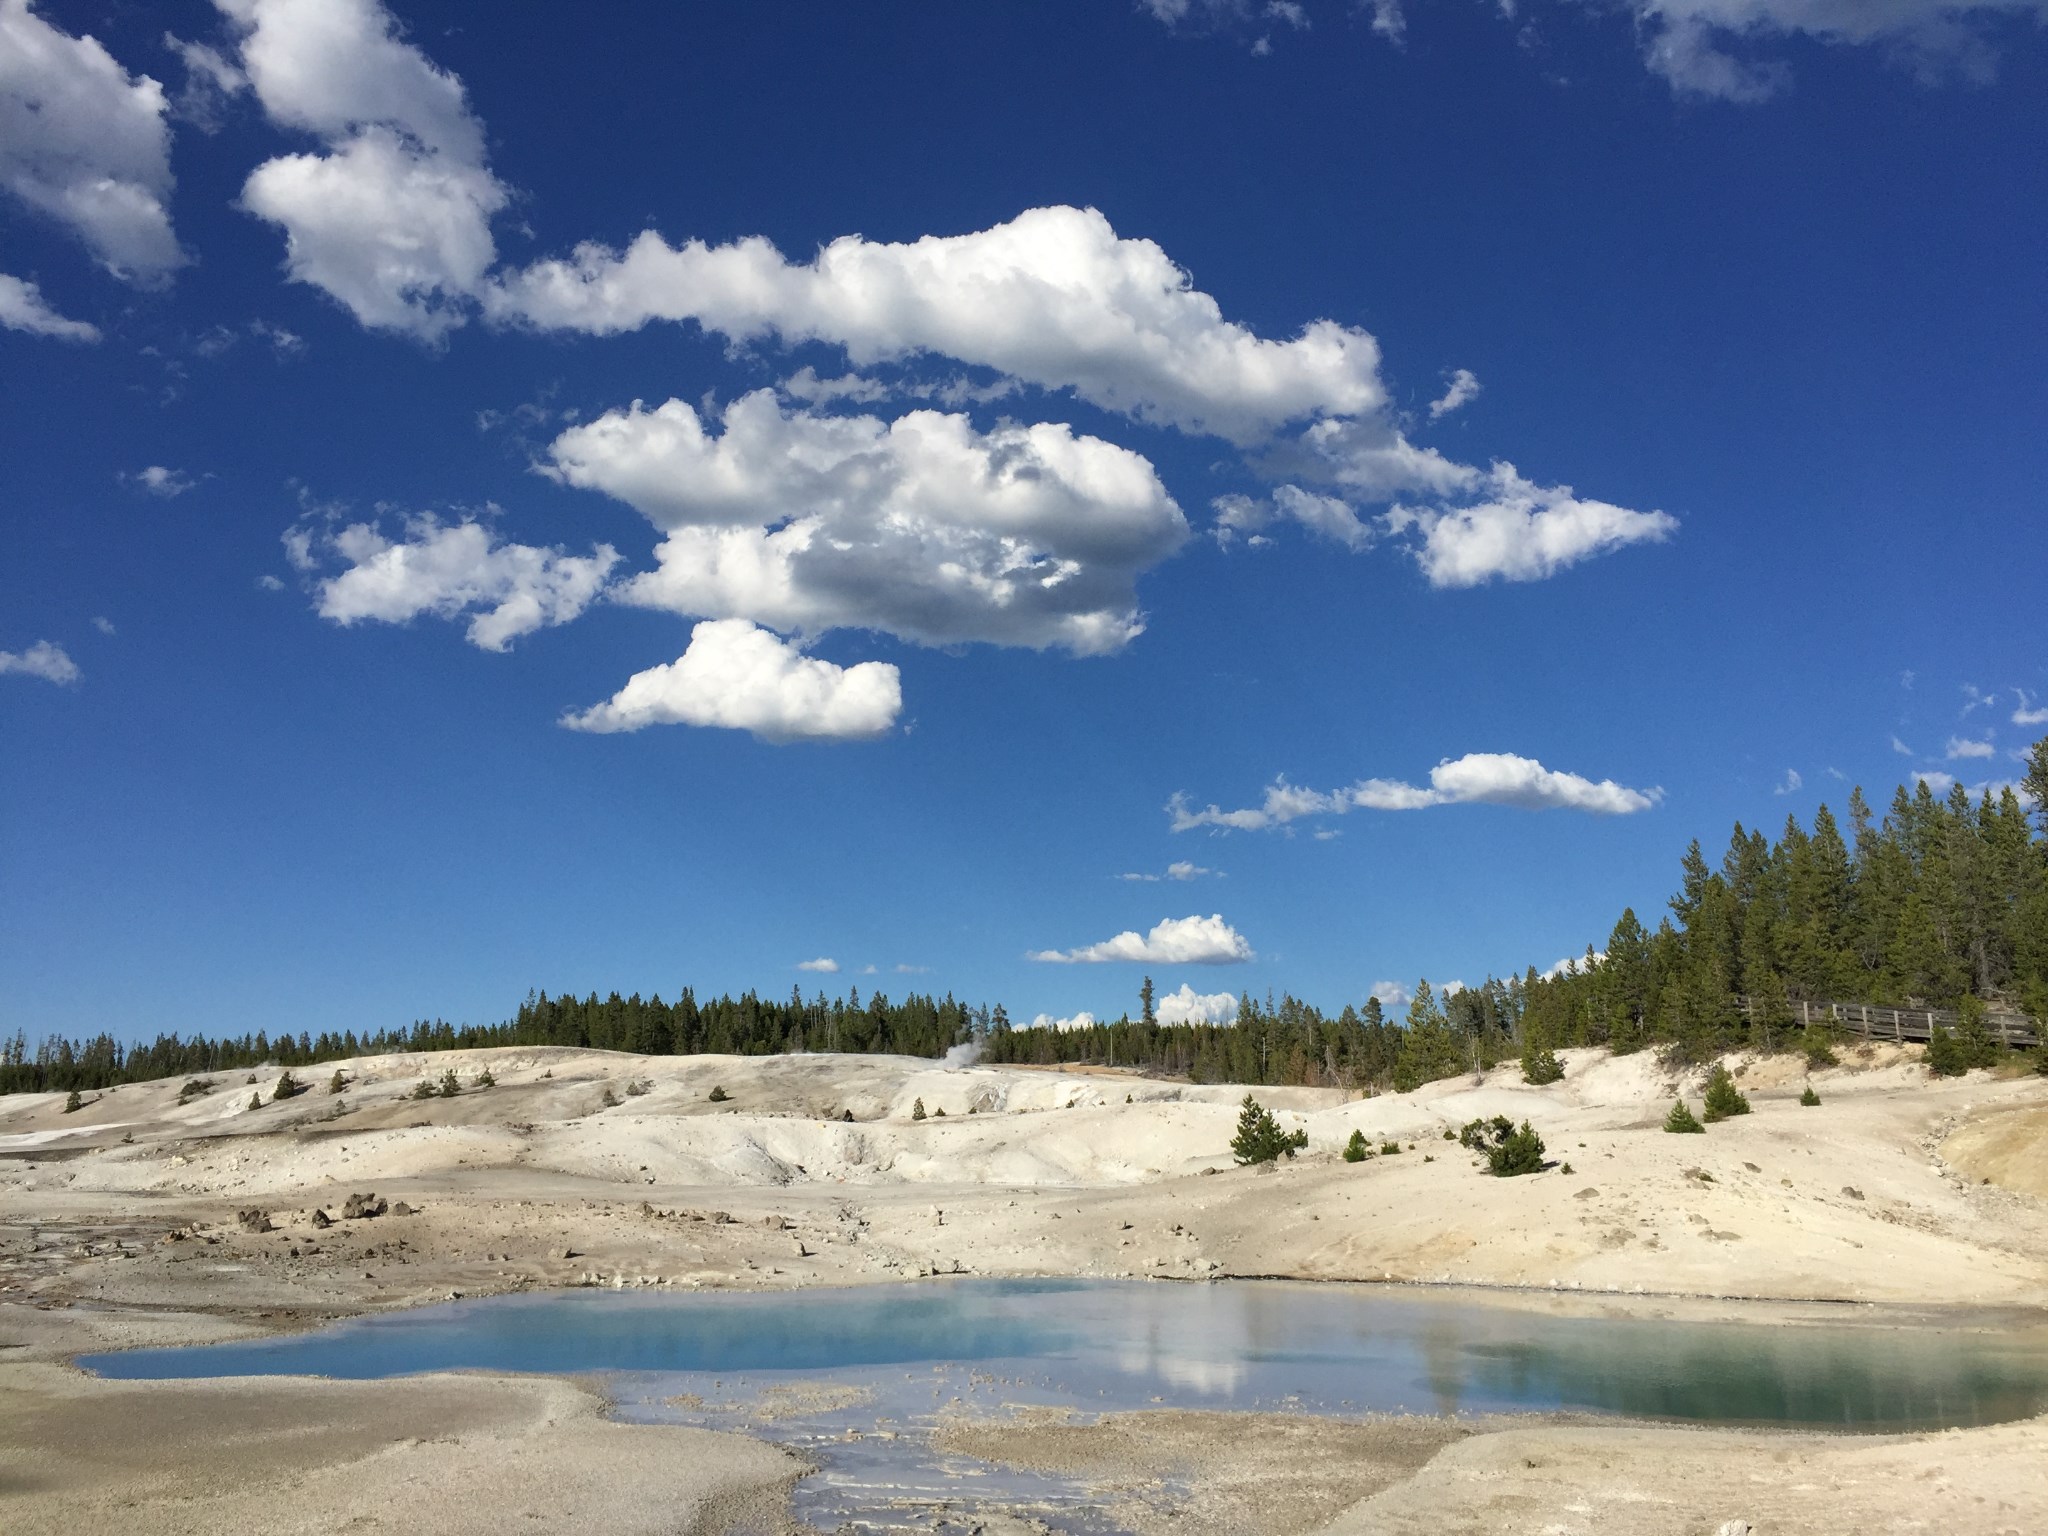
[3,1040,2047,1533]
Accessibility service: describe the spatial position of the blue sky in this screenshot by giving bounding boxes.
[3,0,2045,1042]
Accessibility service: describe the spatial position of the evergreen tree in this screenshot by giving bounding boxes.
[1342,1128,1369,1162]
[1663,1099,1705,1133]
[1701,1062,1751,1122]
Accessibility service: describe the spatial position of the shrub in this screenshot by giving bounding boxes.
[933,1106,946,1116]
[247,1092,262,1112]
[600,1086,621,1108]
[63,1089,82,1114]
[1925,1025,1968,1077]
[1955,997,2002,1070]
[1800,1085,1821,1106]
[1459,1116,1547,1176]
[1664,1100,1705,1133]
[707,1085,730,1103]
[436,1070,461,1098]
[326,1071,347,1095]
[475,1068,495,1089]
[1379,1140,1402,1156]
[1701,1064,1750,1122]
[1441,1127,1455,1140]
[272,1071,304,1102]
[1560,1162,1574,1175]
[1521,1044,1565,1086]
[911,1098,928,1121]
[1342,1129,1370,1163]
[1459,1116,1513,1152]
[1231,1095,1308,1165]
[179,1077,215,1104]
[624,1078,650,1096]
[1800,1025,1839,1069]
[409,1078,438,1100]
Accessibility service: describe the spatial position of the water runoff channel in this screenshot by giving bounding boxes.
[82,1277,2048,1532]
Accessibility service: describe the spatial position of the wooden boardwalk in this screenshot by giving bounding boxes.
[1737,996,2040,1050]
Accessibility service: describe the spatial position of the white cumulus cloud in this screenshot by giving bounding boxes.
[492,205,1388,445]
[796,957,840,974]
[1773,768,1802,795]
[1385,463,1676,587]
[548,391,1187,655]
[0,0,182,281]
[0,639,79,684]
[1118,860,1217,882]
[1946,736,1996,760]
[1155,983,1240,1025]
[1030,913,1255,965]
[222,0,508,339]
[2009,690,2048,728]
[0,272,98,339]
[1171,752,1660,831]
[1029,1010,1100,1031]
[304,512,618,651]
[560,619,901,743]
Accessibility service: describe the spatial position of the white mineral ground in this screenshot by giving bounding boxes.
[4,1042,2047,1533]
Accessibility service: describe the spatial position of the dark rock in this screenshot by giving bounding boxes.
[310,1209,332,1229]
[390,1201,415,1216]
[342,1192,388,1220]
[237,1208,273,1234]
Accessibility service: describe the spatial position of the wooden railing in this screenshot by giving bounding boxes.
[1735,996,2039,1050]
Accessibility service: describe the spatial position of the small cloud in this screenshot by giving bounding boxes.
[124,466,197,498]
[1946,737,1995,761]
[2012,689,2048,728]
[1890,735,1915,757]
[1824,766,1848,782]
[1368,0,1406,45]
[1155,984,1240,1025]
[1912,770,1957,794]
[1900,670,1916,690]
[796,957,839,973]
[1772,768,1802,795]
[1369,980,1411,1011]
[1250,33,1272,54]
[250,319,305,359]
[1312,828,1341,840]
[860,964,879,976]
[1029,1010,1098,1032]
[0,640,81,685]
[1030,913,1254,965]
[1961,684,1996,716]
[1428,368,1481,420]
[91,616,116,636]
[893,963,931,975]
[256,574,286,592]
[0,274,100,342]
[1117,860,1217,883]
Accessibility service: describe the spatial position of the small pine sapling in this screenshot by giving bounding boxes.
[1701,1063,1750,1122]
[326,1070,347,1094]
[1343,1128,1369,1163]
[1800,1024,1839,1069]
[1664,1099,1705,1134]
[437,1069,461,1098]
[1521,1042,1565,1086]
[474,1068,495,1089]
[1925,1025,1967,1078]
[1378,1140,1402,1156]
[1231,1095,1308,1165]
[272,1070,303,1102]
[911,1098,927,1121]
[63,1089,82,1113]
[247,1092,262,1112]
[1799,1084,1821,1106]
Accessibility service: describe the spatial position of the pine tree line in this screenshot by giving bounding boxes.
[0,986,984,1096]
[1520,740,2048,1064]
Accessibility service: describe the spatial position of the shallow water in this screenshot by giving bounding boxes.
[82,1279,2048,1531]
